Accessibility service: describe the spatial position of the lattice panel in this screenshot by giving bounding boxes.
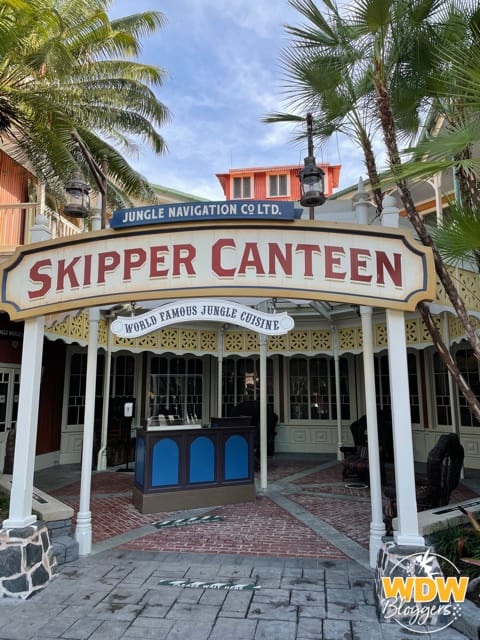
[224,332,244,352]
[245,332,259,352]
[97,320,108,346]
[159,329,179,350]
[69,312,89,341]
[289,331,310,351]
[435,266,480,312]
[267,335,288,352]
[448,316,464,342]
[311,330,332,351]
[114,335,135,348]
[180,329,198,350]
[420,315,441,342]
[375,323,388,348]
[434,276,449,307]
[338,327,358,350]
[48,318,70,338]
[137,334,158,348]
[455,269,480,311]
[405,319,420,344]
[200,331,217,351]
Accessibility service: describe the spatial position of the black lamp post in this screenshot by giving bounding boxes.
[298,113,325,215]
[65,133,108,228]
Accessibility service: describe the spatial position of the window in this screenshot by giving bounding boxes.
[149,356,203,421]
[289,356,350,421]
[374,352,420,423]
[375,355,391,411]
[407,352,421,424]
[455,347,480,427]
[268,174,288,197]
[432,352,452,426]
[232,176,251,199]
[222,357,274,417]
[66,352,105,425]
[112,354,135,397]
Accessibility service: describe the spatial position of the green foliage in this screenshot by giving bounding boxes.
[0,0,170,208]
[431,519,480,579]
[433,200,480,268]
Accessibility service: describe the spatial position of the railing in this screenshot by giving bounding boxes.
[0,203,81,254]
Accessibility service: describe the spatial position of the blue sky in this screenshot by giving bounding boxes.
[109,0,366,201]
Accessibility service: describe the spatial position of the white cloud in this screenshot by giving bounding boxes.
[109,0,365,200]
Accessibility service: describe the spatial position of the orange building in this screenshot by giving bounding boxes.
[216,163,341,202]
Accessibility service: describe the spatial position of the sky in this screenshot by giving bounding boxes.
[109,0,366,201]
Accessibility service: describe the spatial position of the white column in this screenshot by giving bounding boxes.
[381,195,424,546]
[332,326,343,460]
[360,306,386,566]
[259,334,268,490]
[217,328,224,417]
[386,309,424,546]
[75,307,99,555]
[3,317,45,528]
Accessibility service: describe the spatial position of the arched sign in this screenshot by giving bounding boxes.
[0,219,435,320]
[111,299,295,337]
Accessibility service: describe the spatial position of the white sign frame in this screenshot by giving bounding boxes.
[0,220,435,320]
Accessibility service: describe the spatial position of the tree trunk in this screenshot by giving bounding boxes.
[360,130,383,213]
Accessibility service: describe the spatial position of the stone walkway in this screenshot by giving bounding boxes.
[0,455,475,639]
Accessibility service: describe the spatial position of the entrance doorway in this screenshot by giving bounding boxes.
[0,366,20,473]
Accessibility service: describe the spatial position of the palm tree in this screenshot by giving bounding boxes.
[394,5,480,268]
[0,0,170,210]
[269,0,480,420]
[432,200,480,269]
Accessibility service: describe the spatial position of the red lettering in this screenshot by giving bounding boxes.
[28,259,52,299]
[172,244,196,276]
[149,246,169,277]
[268,243,292,275]
[296,244,321,277]
[324,246,346,280]
[124,248,147,280]
[238,243,265,275]
[56,257,81,291]
[97,251,120,284]
[377,251,402,286]
[350,248,372,283]
[83,254,92,286]
[212,239,236,277]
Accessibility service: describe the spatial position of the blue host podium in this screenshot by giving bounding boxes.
[133,420,256,513]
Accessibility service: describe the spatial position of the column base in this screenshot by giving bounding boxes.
[0,521,58,599]
[375,539,460,633]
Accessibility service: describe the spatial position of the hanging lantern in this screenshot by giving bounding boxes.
[64,168,90,218]
[298,112,326,209]
[298,156,325,207]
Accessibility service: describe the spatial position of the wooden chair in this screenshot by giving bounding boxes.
[341,415,369,481]
[341,410,395,484]
[383,432,464,533]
